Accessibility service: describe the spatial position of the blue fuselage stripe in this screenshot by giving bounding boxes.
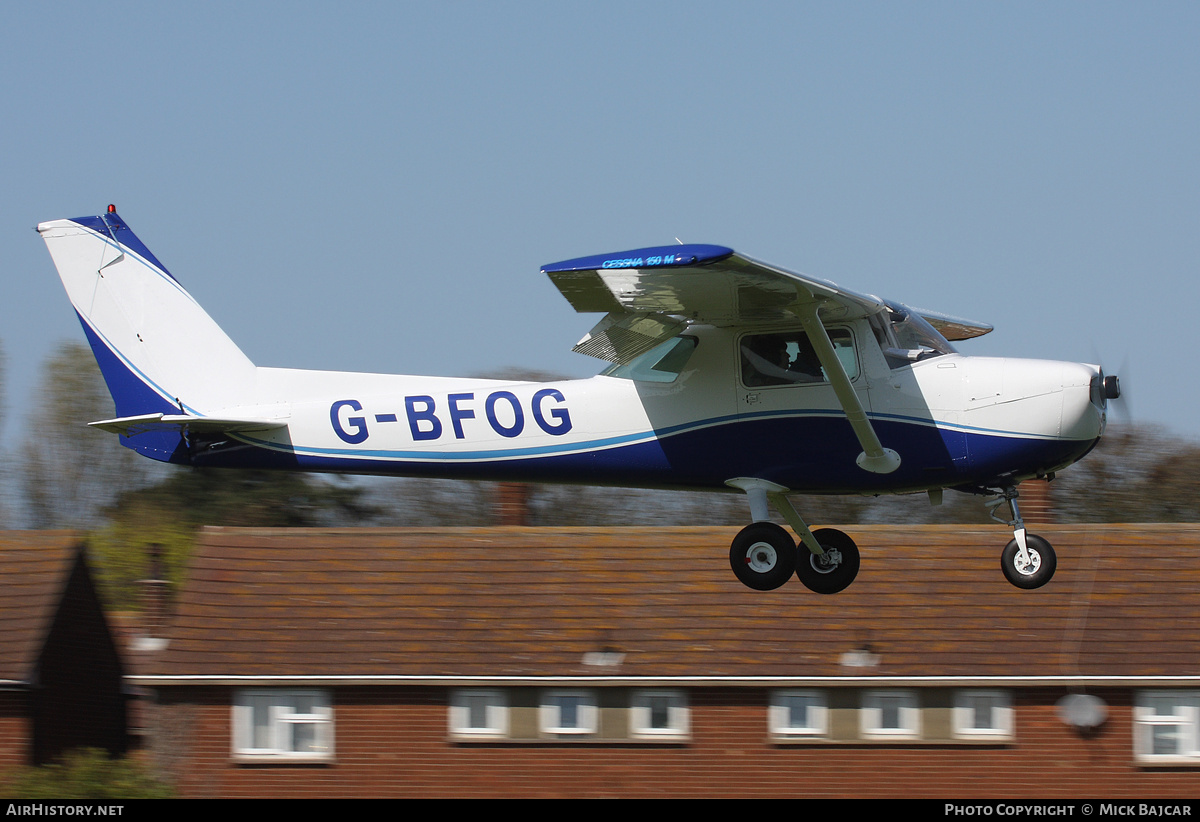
[215,413,1094,493]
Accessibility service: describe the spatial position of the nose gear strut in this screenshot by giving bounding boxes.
[986,487,1057,589]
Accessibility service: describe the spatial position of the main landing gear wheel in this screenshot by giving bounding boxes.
[730,522,797,591]
[1000,534,1057,589]
[795,528,860,594]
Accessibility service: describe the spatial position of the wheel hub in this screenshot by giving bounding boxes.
[745,542,778,573]
[811,548,842,574]
[1014,548,1042,576]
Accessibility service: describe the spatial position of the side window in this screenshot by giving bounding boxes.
[601,336,698,383]
[741,329,857,387]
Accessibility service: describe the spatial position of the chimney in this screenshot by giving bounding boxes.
[138,543,171,648]
[1018,479,1055,525]
[494,483,531,526]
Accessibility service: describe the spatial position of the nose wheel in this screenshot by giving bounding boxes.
[988,487,1057,590]
[1001,533,1057,589]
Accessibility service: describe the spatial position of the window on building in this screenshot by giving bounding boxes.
[540,689,598,736]
[449,689,508,738]
[630,690,689,738]
[1135,691,1200,762]
[232,689,334,761]
[769,690,828,738]
[953,690,1013,739]
[861,690,921,739]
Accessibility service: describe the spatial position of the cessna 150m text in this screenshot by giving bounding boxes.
[38,207,1120,594]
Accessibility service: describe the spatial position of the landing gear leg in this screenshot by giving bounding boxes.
[726,478,860,594]
[987,487,1057,589]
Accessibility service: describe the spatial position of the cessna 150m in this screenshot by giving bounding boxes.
[38,207,1120,594]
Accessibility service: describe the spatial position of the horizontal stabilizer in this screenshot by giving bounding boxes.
[89,413,289,436]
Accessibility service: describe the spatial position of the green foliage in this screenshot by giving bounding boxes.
[90,468,379,609]
[2,748,172,799]
[86,503,196,611]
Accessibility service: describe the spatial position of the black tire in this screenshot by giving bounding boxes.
[795,528,860,594]
[1000,534,1057,589]
[730,522,797,591]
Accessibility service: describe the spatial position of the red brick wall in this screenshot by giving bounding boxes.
[148,686,1195,799]
[0,691,30,773]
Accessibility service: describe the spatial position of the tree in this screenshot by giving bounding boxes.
[1052,424,1200,522]
[19,342,157,529]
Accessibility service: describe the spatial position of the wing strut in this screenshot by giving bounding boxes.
[790,300,901,474]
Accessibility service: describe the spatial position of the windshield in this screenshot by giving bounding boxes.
[878,300,956,367]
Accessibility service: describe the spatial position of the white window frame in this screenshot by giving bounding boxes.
[769,689,828,738]
[449,688,509,738]
[540,689,598,736]
[861,689,921,740]
[1134,690,1200,763]
[232,689,334,761]
[630,689,689,738]
[952,690,1013,740]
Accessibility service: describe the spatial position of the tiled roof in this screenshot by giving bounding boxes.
[0,532,81,682]
[143,524,1200,680]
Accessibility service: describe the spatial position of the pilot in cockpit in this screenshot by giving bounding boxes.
[742,333,824,386]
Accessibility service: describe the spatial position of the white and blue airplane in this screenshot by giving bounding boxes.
[38,206,1120,593]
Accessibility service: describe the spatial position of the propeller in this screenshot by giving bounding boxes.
[1091,344,1132,432]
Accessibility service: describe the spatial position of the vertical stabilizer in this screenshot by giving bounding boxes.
[38,209,258,460]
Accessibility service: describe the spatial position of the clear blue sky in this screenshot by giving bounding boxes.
[3,2,1198,443]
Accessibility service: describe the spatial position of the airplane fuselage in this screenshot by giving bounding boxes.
[175,320,1105,496]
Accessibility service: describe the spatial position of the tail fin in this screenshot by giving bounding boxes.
[38,208,258,461]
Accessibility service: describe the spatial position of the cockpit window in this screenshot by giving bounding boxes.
[740,329,858,387]
[601,335,698,383]
[877,301,957,368]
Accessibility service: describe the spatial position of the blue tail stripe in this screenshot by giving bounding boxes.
[76,312,179,419]
[68,212,177,283]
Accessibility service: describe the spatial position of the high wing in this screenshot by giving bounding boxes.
[544,244,886,360]
[543,244,989,476]
[544,244,992,361]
